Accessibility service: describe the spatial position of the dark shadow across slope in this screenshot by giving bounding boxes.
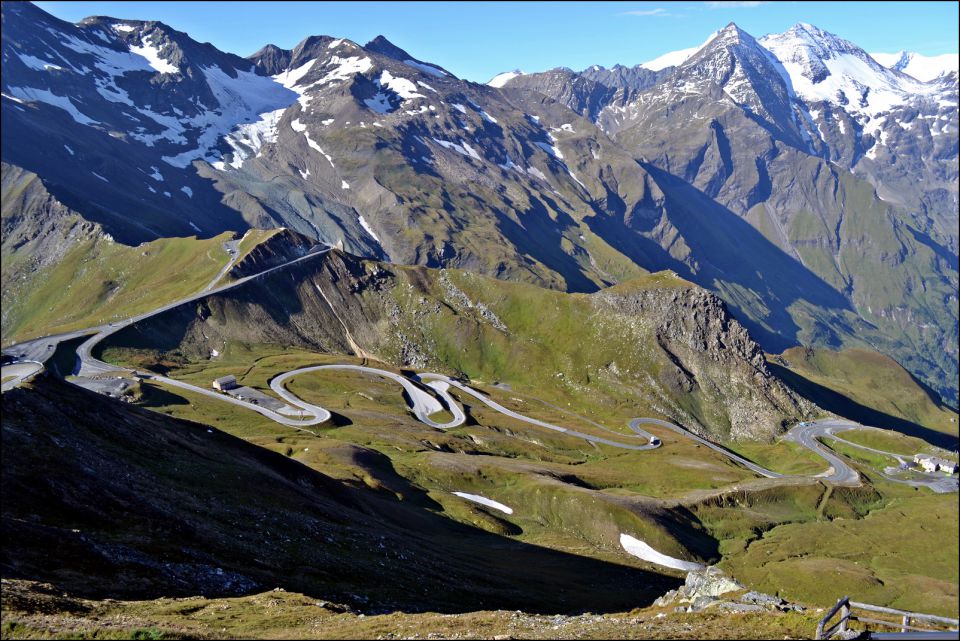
[1,376,683,614]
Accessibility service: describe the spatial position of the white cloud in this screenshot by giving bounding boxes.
[704,1,766,7]
[620,8,672,16]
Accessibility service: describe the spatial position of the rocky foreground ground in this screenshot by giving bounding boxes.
[2,569,829,639]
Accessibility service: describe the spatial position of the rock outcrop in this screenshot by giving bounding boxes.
[595,283,816,440]
[653,567,805,614]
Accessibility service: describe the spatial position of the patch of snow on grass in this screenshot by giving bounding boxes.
[380,70,423,100]
[16,53,65,72]
[619,534,704,571]
[303,132,335,167]
[364,91,393,114]
[452,492,513,515]
[273,59,317,88]
[535,140,564,160]
[498,156,524,173]
[317,56,373,85]
[488,70,523,87]
[527,167,548,181]
[567,169,588,191]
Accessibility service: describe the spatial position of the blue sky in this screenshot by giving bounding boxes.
[36,1,959,82]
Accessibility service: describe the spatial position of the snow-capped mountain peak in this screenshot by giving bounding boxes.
[488,70,524,88]
[870,50,959,82]
[759,23,941,116]
[638,30,718,71]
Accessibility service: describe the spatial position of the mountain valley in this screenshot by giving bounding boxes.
[1,3,958,639]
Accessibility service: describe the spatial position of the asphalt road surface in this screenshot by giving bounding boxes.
[270,364,464,429]
[1,361,44,392]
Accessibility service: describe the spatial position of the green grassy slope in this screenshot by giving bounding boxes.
[769,347,959,446]
[99,250,811,442]
[3,232,235,343]
[716,490,958,616]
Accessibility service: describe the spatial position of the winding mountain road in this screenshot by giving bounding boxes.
[0,361,44,392]
[418,372,661,451]
[782,419,862,485]
[271,364,464,429]
[4,244,955,493]
[74,245,333,378]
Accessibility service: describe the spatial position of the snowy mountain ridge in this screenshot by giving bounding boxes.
[870,50,959,82]
[2,3,958,407]
[758,23,950,118]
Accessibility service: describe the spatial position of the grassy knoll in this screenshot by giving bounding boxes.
[770,347,959,444]
[727,441,827,476]
[717,491,959,617]
[841,429,958,461]
[3,232,235,344]
[819,437,901,471]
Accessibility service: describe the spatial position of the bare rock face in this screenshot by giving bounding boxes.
[653,567,743,607]
[595,284,816,441]
[1,163,101,269]
[653,567,805,614]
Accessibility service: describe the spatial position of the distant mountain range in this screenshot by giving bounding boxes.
[2,2,957,405]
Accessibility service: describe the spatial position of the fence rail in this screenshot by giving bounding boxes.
[817,597,959,640]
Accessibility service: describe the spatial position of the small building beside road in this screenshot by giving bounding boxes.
[938,459,959,475]
[914,454,958,474]
[213,375,238,391]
